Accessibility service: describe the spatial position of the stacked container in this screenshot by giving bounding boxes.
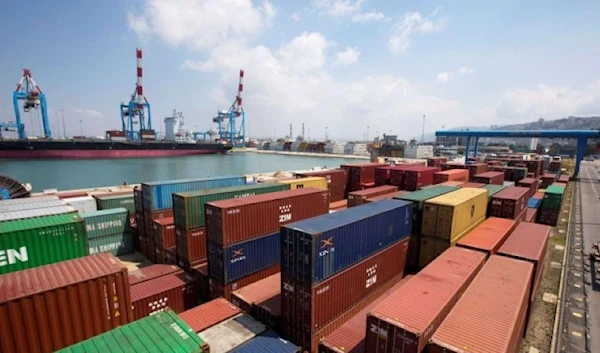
[153,217,176,263]
[206,188,330,300]
[541,173,557,188]
[388,165,427,189]
[280,200,413,352]
[0,205,77,223]
[277,176,327,190]
[517,177,540,197]
[489,186,530,221]
[403,166,440,191]
[94,192,136,226]
[347,185,398,207]
[539,184,565,226]
[133,186,143,248]
[466,163,488,181]
[0,198,66,213]
[472,171,505,185]
[427,156,447,167]
[231,273,281,329]
[340,163,385,192]
[295,169,348,202]
[198,313,268,352]
[83,207,133,257]
[179,298,242,333]
[433,169,469,184]
[456,217,517,256]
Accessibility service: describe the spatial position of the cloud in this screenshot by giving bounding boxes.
[334,46,360,65]
[437,72,452,83]
[127,0,276,50]
[457,66,474,75]
[352,10,387,23]
[291,12,301,22]
[312,0,366,17]
[436,66,474,83]
[389,11,447,54]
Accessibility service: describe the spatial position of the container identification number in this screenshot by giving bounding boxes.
[316,285,330,295]
[283,282,294,292]
[227,208,241,215]
[370,324,388,338]
[0,246,28,266]
[234,192,256,198]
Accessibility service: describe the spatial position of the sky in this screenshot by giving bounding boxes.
[1,0,600,141]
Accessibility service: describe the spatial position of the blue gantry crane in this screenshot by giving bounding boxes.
[6,69,50,139]
[120,48,152,140]
[212,69,246,148]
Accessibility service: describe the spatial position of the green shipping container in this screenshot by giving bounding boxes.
[173,183,290,230]
[56,309,209,353]
[95,193,135,213]
[81,208,130,239]
[0,213,88,274]
[89,232,134,256]
[482,184,507,201]
[542,185,565,210]
[395,185,460,234]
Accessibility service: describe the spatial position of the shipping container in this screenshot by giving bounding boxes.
[329,199,348,211]
[206,188,329,247]
[388,165,427,189]
[341,163,385,191]
[64,196,97,213]
[278,176,328,190]
[179,298,242,333]
[440,162,467,171]
[396,185,460,234]
[403,167,440,191]
[318,275,414,353]
[88,232,134,256]
[472,171,505,185]
[255,293,281,330]
[231,273,280,313]
[173,183,290,230]
[210,264,280,301]
[199,313,268,352]
[481,184,506,201]
[466,163,488,181]
[0,195,58,205]
[421,188,489,241]
[540,173,557,188]
[0,253,133,353]
[456,217,517,255]
[528,197,542,209]
[427,157,447,167]
[490,186,530,220]
[428,255,533,353]
[458,182,485,188]
[56,190,89,199]
[525,208,538,223]
[177,226,207,269]
[364,190,409,203]
[418,235,454,268]
[538,209,559,226]
[433,169,469,184]
[365,247,486,353]
[230,330,300,353]
[0,213,88,274]
[81,207,130,239]
[517,177,539,197]
[347,185,399,207]
[209,231,280,283]
[375,165,398,186]
[130,271,197,320]
[57,309,209,353]
[0,199,66,213]
[129,263,183,285]
[0,205,77,222]
[281,199,412,284]
[191,262,210,302]
[542,185,564,210]
[143,175,246,211]
[94,193,135,213]
[153,216,176,250]
[438,180,465,187]
[295,169,348,202]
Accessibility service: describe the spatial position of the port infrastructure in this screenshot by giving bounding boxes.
[120,48,152,140]
[5,69,50,139]
[435,129,600,176]
[212,69,246,147]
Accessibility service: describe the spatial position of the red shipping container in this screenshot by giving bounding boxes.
[365,190,409,203]
[427,157,447,167]
[205,188,329,247]
[0,253,133,353]
[209,264,280,301]
[144,208,173,221]
[347,185,399,207]
[318,275,414,353]
[341,163,386,192]
[428,255,533,353]
[130,271,197,320]
[525,208,538,223]
[296,169,348,202]
[165,247,178,265]
[439,162,467,171]
[433,169,469,184]
[176,226,207,270]
[466,163,488,181]
[231,273,281,313]
[459,182,486,188]
[329,199,348,211]
[191,262,210,302]
[153,217,175,250]
[456,217,517,255]
[472,171,505,185]
[128,264,183,286]
[365,247,486,353]
[490,186,530,220]
[404,167,440,191]
[517,177,539,197]
[179,298,241,333]
[375,165,396,186]
[389,165,427,189]
[438,181,465,187]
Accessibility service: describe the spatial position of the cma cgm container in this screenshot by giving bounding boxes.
[365,247,486,353]
[199,313,268,352]
[456,217,517,255]
[278,176,328,190]
[231,330,300,353]
[490,186,530,221]
[94,193,135,213]
[231,273,281,313]
[143,175,246,211]
[281,199,412,284]
[0,199,66,213]
[433,169,469,184]
[403,166,440,191]
[173,183,289,230]
[428,256,533,353]
[81,207,130,239]
[347,185,398,207]
[206,188,329,247]
[0,253,133,353]
[179,298,242,333]
[295,169,348,202]
[472,171,505,185]
[130,271,197,320]
[57,310,209,353]
[0,205,77,223]
[0,213,88,274]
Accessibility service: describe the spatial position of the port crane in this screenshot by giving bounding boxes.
[120,48,152,140]
[3,69,50,139]
[212,69,246,147]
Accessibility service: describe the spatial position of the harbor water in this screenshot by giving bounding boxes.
[0,152,360,192]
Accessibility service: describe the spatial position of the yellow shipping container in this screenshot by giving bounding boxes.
[421,188,489,240]
[277,176,328,190]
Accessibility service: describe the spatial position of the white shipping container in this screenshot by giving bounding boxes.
[0,205,77,222]
[0,199,67,213]
[0,195,59,206]
[198,313,266,353]
[64,196,97,213]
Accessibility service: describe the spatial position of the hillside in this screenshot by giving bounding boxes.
[498,116,600,131]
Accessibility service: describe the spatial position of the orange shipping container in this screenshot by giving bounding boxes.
[209,264,280,301]
[433,169,469,184]
[179,298,241,333]
[231,273,281,313]
[456,217,517,255]
[130,271,197,320]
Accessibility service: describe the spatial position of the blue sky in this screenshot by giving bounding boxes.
[1,0,599,140]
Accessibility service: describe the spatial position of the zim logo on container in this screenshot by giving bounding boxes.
[279,204,292,222]
[318,237,335,257]
[230,248,247,263]
[0,246,28,267]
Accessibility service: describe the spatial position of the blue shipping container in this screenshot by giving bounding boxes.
[528,197,542,209]
[230,330,300,353]
[281,199,412,285]
[142,175,246,211]
[208,231,280,283]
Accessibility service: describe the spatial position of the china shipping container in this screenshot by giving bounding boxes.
[130,271,197,320]
[347,185,399,207]
[0,195,58,205]
[210,263,280,301]
[173,183,290,231]
[0,205,77,223]
[490,186,530,221]
[191,262,210,302]
[57,310,209,353]
[318,275,414,353]
[0,253,133,353]
[88,232,134,256]
[295,169,348,202]
[472,171,505,185]
[517,177,539,197]
[231,273,281,313]
[128,263,183,285]
[341,163,386,192]
[206,188,329,247]
[179,298,242,333]
[542,185,564,210]
[403,167,441,191]
[364,190,409,203]
[255,293,281,330]
[466,163,488,181]
[365,247,486,353]
[281,199,412,285]
[199,313,268,352]
[94,193,135,213]
[525,208,538,222]
[428,255,533,353]
[142,175,246,211]
[456,217,517,256]
[278,176,328,191]
[433,169,469,184]
[0,199,66,213]
[64,196,98,213]
[176,226,207,269]
[427,157,447,167]
[230,330,301,353]
[81,208,130,239]
[0,213,88,274]
[208,231,280,283]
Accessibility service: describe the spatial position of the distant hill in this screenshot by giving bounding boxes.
[498,116,600,131]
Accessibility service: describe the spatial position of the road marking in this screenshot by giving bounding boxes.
[574,283,582,288]
[555,245,565,251]
[573,311,583,318]
[543,293,558,303]
[551,262,562,269]
[572,331,582,338]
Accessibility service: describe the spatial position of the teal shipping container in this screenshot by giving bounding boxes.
[81,208,130,239]
[88,233,134,256]
[0,213,88,274]
[95,193,135,213]
[482,184,506,201]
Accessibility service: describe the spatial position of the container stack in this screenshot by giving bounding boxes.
[94,192,136,226]
[280,200,413,352]
[277,176,327,190]
[517,177,540,197]
[347,185,398,207]
[427,156,447,168]
[538,184,565,226]
[433,169,469,184]
[295,169,348,202]
[403,166,440,191]
[231,273,281,330]
[455,217,517,256]
[340,163,385,193]
[472,171,505,185]
[152,217,175,263]
[489,186,530,221]
[541,173,557,188]
[388,165,427,189]
[466,163,488,181]
[82,207,133,257]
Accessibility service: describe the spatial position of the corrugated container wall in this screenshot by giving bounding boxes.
[88,232,134,256]
[295,169,348,202]
[176,226,207,269]
[199,313,268,352]
[0,199,66,213]
[456,217,517,255]
[209,264,280,301]
[94,193,135,213]
[278,176,328,190]
[0,195,58,206]
[0,253,133,353]
[64,196,98,213]
[472,171,505,185]
[81,207,130,239]
[230,273,281,314]
[433,169,469,184]
[403,167,440,191]
[490,186,530,220]
[347,185,398,207]
[0,205,77,223]
[230,330,300,353]
[130,271,197,320]
[396,186,460,234]
[129,263,182,285]
[179,298,242,333]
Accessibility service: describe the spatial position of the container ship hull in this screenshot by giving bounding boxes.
[0,140,232,159]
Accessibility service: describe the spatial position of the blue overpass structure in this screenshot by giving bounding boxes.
[435,129,600,176]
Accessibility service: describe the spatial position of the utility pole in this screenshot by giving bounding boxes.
[61,109,66,138]
[421,114,426,143]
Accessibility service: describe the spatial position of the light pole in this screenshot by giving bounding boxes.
[61,109,66,138]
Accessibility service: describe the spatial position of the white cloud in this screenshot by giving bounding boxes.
[457,66,474,75]
[437,72,453,83]
[312,0,366,17]
[291,12,301,22]
[389,11,447,54]
[352,10,387,23]
[334,46,360,65]
[436,66,474,83]
[127,0,276,50]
